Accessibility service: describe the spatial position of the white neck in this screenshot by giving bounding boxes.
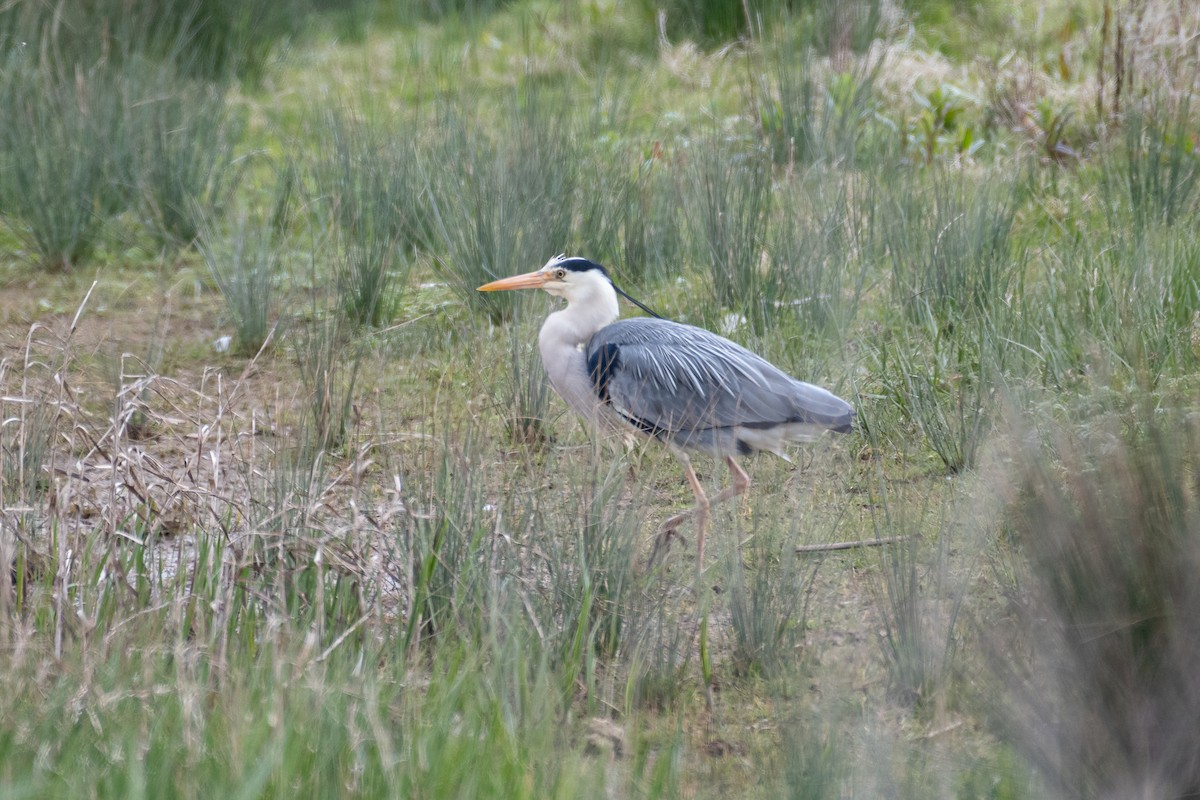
[534,271,621,427]
[541,273,620,347]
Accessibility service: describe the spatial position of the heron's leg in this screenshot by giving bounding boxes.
[659,456,708,534]
[654,452,705,540]
[706,456,750,508]
[648,454,711,572]
[659,456,749,532]
[678,456,713,572]
[653,456,751,572]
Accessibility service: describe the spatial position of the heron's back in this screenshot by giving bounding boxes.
[585,318,854,458]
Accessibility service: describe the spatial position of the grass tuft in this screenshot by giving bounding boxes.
[427,85,579,323]
[727,518,820,679]
[312,106,429,327]
[766,171,870,333]
[198,179,291,357]
[1104,95,1200,232]
[133,71,245,248]
[502,319,553,447]
[751,14,886,168]
[874,166,1025,326]
[0,61,132,269]
[992,412,1200,799]
[775,712,849,799]
[686,132,773,331]
[558,453,644,667]
[878,315,1003,473]
[0,362,56,507]
[397,429,494,650]
[292,314,364,454]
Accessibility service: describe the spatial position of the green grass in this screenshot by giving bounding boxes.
[195,186,289,358]
[310,105,429,327]
[0,0,378,81]
[134,71,246,248]
[751,10,887,167]
[426,83,582,323]
[0,60,131,269]
[685,130,774,331]
[3,0,1200,797]
[726,515,821,680]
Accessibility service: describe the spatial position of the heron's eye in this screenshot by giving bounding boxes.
[553,268,567,280]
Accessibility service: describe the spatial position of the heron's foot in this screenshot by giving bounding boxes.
[660,507,696,534]
[647,525,688,568]
[658,524,688,548]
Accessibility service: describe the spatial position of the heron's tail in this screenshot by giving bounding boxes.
[789,380,856,433]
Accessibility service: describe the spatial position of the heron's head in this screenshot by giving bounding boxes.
[477,255,614,305]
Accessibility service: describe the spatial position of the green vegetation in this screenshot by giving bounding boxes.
[3,0,1200,797]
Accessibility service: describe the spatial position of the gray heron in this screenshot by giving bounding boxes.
[479,255,855,571]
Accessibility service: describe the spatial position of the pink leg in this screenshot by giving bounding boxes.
[655,456,752,573]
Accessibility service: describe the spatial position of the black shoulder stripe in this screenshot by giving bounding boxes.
[739,411,856,431]
[619,410,668,438]
[587,342,622,403]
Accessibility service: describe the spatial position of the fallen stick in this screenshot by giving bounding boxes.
[795,535,912,553]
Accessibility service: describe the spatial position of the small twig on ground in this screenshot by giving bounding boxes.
[795,535,912,553]
[919,719,964,741]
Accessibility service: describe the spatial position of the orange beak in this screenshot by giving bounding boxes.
[477,270,551,292]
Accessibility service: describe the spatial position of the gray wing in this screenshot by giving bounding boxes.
[585,318,854,440]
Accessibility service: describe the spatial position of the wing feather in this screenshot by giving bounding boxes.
[586,318,853,437]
